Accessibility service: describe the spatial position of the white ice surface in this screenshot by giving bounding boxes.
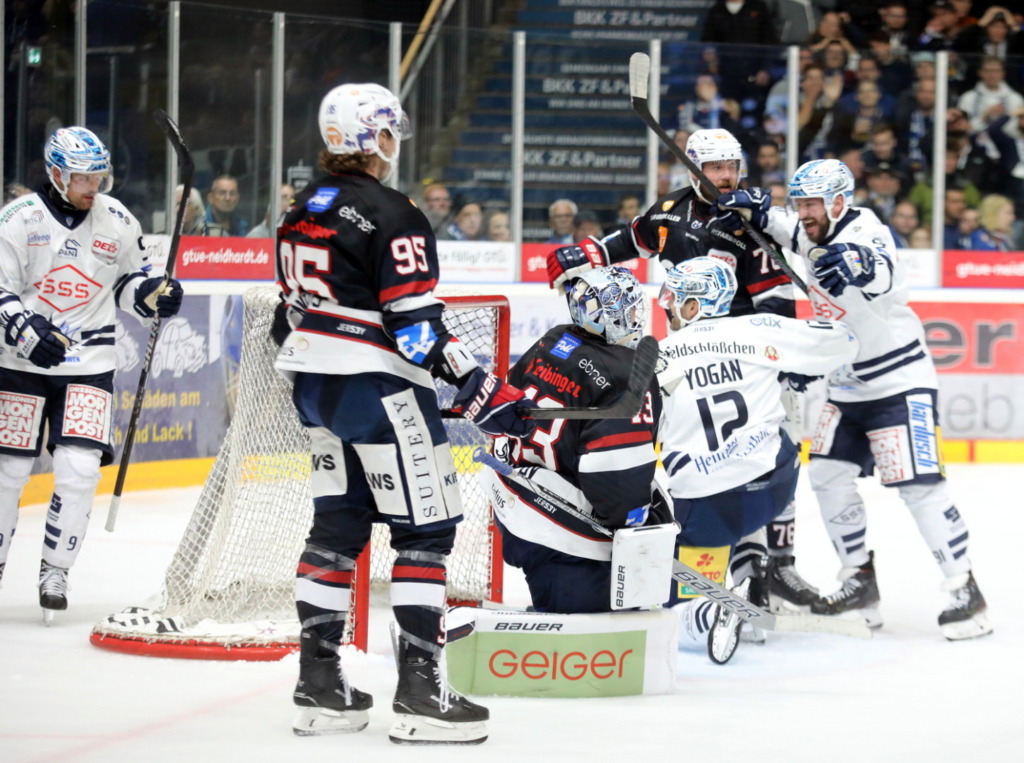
[0,464,1020,762]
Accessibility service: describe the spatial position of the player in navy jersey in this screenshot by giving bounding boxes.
[0,127,183,624]
[482,266,669,614]
[272,83,535,744]
[547,128,818,613]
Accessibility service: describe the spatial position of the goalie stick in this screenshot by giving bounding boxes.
[474,448,871,640]
[442,334,659,421]
[628,52,809,296]
[105,109,194,532]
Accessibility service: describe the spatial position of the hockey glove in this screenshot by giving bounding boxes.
[4,311,70,368]
[453,368,537,439]
[547,236,609,289]
[712,188,770,231]
[270,300,291,347]
[134,277,184,319]
[810,243,876,297]
[779,371,821,393]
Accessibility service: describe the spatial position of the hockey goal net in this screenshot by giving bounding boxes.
[90,286,509,660]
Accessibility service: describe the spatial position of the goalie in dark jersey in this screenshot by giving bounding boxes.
[272,83,535,745]
[482,266,671,614]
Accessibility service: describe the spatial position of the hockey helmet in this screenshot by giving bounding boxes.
[566,266,648,349]
[45,127,113,202]
[685,128,746,202]
[788,158,855,228]
[658,256,737,327]
[318,83,411,179]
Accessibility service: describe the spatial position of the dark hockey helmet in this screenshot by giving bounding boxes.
[566,265,648,348]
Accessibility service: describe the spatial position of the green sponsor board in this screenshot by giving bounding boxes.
[447,629,648,698]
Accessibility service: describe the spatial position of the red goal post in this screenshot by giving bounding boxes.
[90,287,510,660]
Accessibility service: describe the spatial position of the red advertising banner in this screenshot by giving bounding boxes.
[796,299,1024,375]
[520,243,649,282]
[176,236,275,281]
[942,250,1024,288]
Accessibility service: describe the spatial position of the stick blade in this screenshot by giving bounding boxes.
[771,613,874,639]
[153,109,195,179]
[629,52,650,100]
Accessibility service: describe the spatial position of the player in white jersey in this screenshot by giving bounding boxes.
[716,158,992,640]
[0,127,183,623]
[657,257,858,662]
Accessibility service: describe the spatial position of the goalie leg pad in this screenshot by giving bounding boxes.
[610,523,678,610]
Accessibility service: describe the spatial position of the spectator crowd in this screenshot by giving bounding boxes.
[418,1,1023,251]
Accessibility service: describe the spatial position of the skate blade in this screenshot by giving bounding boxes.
[833,607,883,630]
[42,608,56,626]
[292,706,369,736]
[388,714,487,745]
[739,622,766,645]
[941,612,993,641]
[768,596,812,615]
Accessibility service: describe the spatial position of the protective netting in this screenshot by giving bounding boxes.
[90,286,506,658]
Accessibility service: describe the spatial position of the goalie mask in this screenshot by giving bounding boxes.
[788,158,855,235]
[685,128,746,203]
[658,257,737,329]
[318,83,411,181]
[566,266,648,349]
[45,127,113,203]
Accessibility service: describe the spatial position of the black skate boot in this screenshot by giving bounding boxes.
[38,561,69,626]
[811,551,882,628]
[390,637,488,745]
[938,571,993,641]
[292,632,372,736]
[766,554,820,613]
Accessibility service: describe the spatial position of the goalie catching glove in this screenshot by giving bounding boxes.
[4,311,70,368]
[547,236,609,289]
[133,277,184,319]
[712,188,770,231]
[453,369,537,439]
[809,243,876,297]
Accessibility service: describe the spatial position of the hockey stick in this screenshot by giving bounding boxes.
[628,52,809,296]
[475,448,870,639]
[441,334,659,421]
[105,109,194,532]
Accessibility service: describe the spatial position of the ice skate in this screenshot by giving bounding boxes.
[292,634,372,736]
[811,551,882,629]
[766,554,820,613]
[38,561,69,626]
[708,576,752,663]
[390,639,488,745]
[938,571,993,641]
[707,601,742,664]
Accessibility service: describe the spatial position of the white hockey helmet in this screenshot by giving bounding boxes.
[685,128,746,202]
[658,256,737,327]
[45,126,113,202]
[318,83,411,179]
[788,158,855,229]
[566,266,648,349]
